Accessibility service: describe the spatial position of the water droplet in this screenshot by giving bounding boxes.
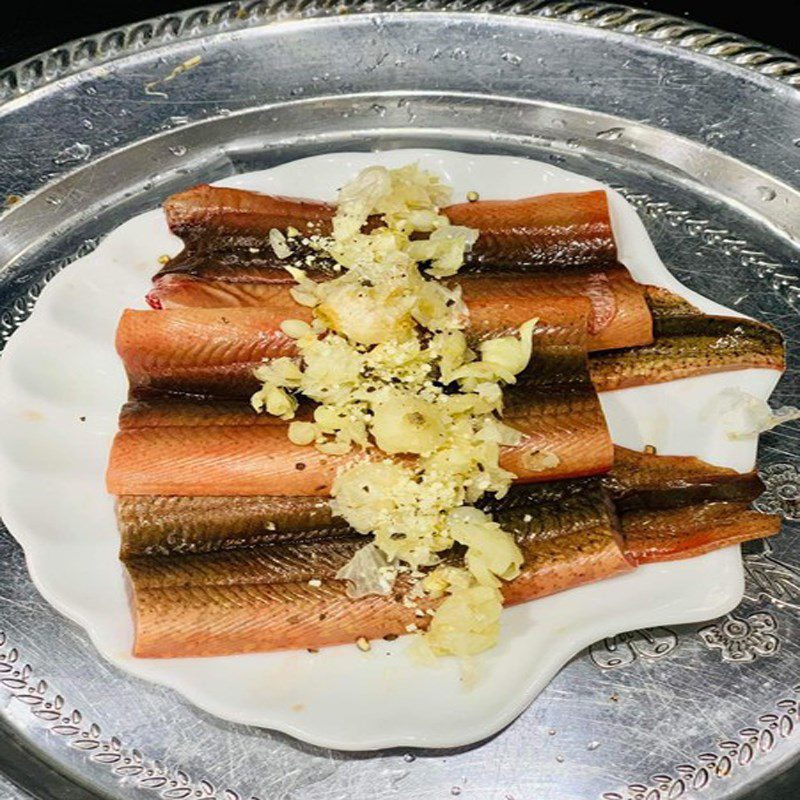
[450,788,462,796]
[169,115,190,126]
[596,127,624,141]
[82,119,94,130]
[169,145,187,157]
[53,142,92,165]
[793,138,800,147]
[370,103,387,117]
[402,753,415,763]
[501,51,522,66]
[450,47,468,60]
[587,740,601,751]
[757,185,776,201]
[45,196,62,206]
[548,728,557,736]
[564,138,580,149]
[555,754,565,763]
[217,108,232,117]
[85,85,97,95]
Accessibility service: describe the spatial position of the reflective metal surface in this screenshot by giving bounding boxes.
[1,2,799,798]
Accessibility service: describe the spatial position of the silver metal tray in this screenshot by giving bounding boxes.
[1,2,799,798]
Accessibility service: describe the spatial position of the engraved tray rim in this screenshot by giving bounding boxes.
[1,2,799,800]
[2,0,800,100]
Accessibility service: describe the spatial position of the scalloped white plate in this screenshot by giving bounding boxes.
[0,151,780,750]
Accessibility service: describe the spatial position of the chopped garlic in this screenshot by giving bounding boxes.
[371,393,446,454]
[335,542,396,598]
[316,281,415,345]
[288,421,317,446]
[706,388,800,440]
[421,584,504,657]
[521,450,560,472]
[280,319,312,339]
[269,228,291,259]
[251,163,540,658]
[446,507,523,587]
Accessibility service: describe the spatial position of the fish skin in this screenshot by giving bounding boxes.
[127,478,632,658]
[589,313,785,391]
[446,190,616,269]
[127,538,364,590]
[106,385,611,496]
[623,502,781,564]
[149,266,653,354]
[132,580,425,658]
[644,285,702,318]
[123,296,784,403]
[501,306,613,482]
[124,465,779,658]
[108,303,614,495]
[117,465,613,559]
[115,445,773,560]
[116,307,300,399]
[603,446,767,511]
[107,424,348,496]
[129,276,650,404]
[117,494,343,558]
[118,399,303,429]
[119,297,578,399]
[161,185,617,272]
[148,273,295,311]
[164,184,335,242]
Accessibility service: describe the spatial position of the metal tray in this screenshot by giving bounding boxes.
[1,2,799,798]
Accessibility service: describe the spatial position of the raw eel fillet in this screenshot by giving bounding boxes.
[150,265,653,354]
[107,301,614,495]
[160,184,617,272]
[589,287,784,390]
[123,448,779,658]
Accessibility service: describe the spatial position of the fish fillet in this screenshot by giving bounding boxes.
[117,445,750,557]
[624,503,781,564]
[128,478,632,657]
[589,293,785,390]
[162,184,617,271]
[126,461,778,657]
[148,266,653,353]
[108,303,613,495]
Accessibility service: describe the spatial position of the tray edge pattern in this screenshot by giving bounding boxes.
[1,0,799,104]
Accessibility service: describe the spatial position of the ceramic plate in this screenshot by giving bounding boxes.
[0,149,779,750]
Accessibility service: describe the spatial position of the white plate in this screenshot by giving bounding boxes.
[0,150,779,750]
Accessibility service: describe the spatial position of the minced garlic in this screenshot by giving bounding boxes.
[251,164,538,658]
[704,387,800,440]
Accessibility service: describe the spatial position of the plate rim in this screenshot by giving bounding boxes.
[1,0,799,106]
